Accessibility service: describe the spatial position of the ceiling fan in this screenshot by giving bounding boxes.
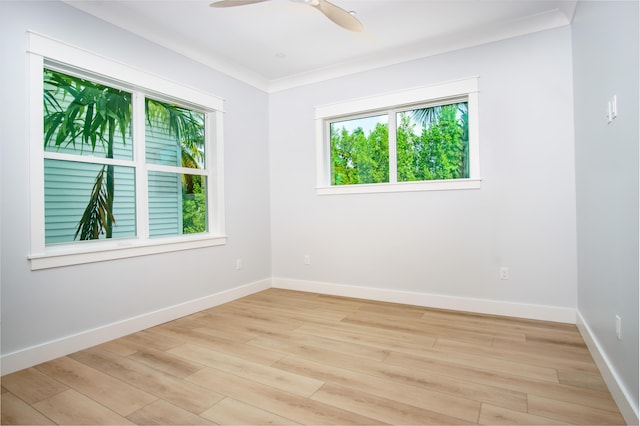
[209,0,363,32]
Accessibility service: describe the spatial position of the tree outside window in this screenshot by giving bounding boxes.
[329,101,469,186]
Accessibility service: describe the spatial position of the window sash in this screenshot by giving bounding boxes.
[316,77,480,194]
[329,113,390,185]
[44,159,137,244]
[28,32,226,270]
[326,98,469,185]
[42,70,211,243]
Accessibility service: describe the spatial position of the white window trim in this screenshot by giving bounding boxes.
[315,77,481,195]
[27,32,226,270]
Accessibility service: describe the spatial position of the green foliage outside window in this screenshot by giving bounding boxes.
[331,122,389,185]
[182,176,207,234]
[330,102,468,185]
[398,103,469,181]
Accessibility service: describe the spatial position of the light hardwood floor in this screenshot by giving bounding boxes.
[1,289,626,425]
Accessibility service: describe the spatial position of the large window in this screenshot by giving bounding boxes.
[28,33,225,269]
[316,77,480,194]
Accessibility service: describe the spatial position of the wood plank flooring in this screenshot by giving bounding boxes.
[1,289,626,425]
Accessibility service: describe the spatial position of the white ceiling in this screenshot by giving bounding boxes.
[64,0,576,92]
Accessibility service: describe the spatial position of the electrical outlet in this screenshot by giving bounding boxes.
[236,258,242,270]
[499,266,509,280]
[615,315,622,340]
[304,255,311,265]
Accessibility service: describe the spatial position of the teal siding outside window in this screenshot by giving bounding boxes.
[44,160,136,244]
[146,119,182,237]
[148,171,181,237]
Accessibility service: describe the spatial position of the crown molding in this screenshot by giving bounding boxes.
[63,1,574,94]
[267,6,574,92]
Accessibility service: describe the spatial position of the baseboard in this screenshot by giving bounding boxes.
[0,278,271,376]
[576,311,639,426]
[272,277,577,323]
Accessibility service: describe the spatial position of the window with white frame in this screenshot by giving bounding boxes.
[315,77,480,194]
[28,33,225,270]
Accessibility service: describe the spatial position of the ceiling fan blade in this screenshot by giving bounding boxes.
[313,0,363,32]
[210,0,270,7]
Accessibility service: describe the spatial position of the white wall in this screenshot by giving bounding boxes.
[270,27,578,313]
[572,0,639,421]
[0,1,271,369]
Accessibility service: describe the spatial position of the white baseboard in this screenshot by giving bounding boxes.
[576,311,639,426]
[271,277,577,323]
[0,278,271,376]
[272,278,576,324]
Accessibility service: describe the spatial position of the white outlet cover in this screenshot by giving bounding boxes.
[499,267,509,280]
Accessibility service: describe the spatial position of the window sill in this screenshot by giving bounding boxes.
[316,178,482,195]
[29,234,227,270]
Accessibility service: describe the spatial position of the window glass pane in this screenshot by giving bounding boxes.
[145,99,205,169]
[44,159,136,244]
[397,102,469,182]
[43,69,133,160]
[330,114,389,185]
[148,171,207,237]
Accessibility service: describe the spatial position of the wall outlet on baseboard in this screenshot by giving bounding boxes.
[304,255,311,265]
[236,258,242,270]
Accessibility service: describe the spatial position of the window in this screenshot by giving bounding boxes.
[315,77,480,194]
[28,33,225,270]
